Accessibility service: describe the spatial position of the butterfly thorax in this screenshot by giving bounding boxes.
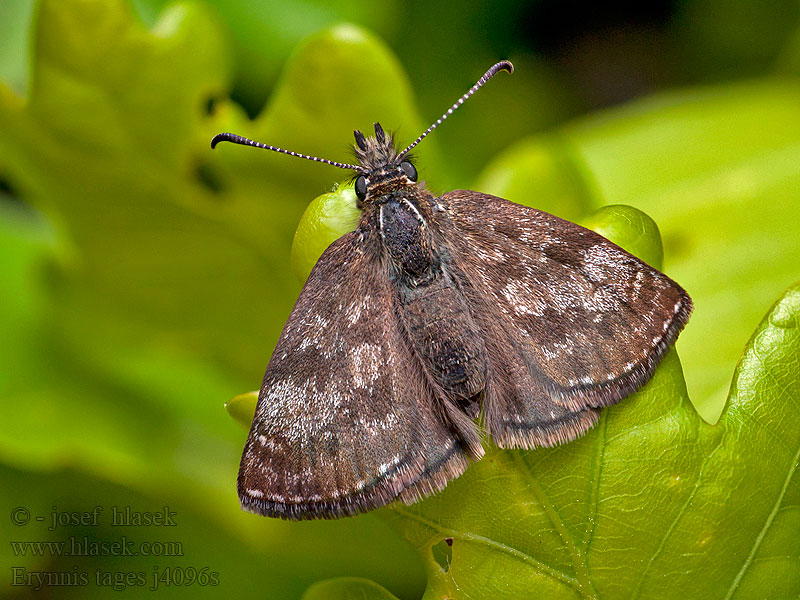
[377,190,437,282]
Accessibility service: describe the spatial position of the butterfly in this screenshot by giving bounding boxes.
[212,61,692,519]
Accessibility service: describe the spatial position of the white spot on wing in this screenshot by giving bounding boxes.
[501,280,547,316]
[345,294,372,324]
[350,342,381,388]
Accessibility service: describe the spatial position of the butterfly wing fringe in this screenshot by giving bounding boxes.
[239,440,472,519]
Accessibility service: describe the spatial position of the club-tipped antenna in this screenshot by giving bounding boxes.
[211,132,365,172]
[398,60,514,159]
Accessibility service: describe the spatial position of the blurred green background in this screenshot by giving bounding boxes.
[1,0,800,598]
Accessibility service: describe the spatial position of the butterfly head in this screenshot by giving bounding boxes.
[210,60,512,208]
[352,123,418,207]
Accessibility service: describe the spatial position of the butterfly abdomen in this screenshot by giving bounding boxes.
[399,274,487,400]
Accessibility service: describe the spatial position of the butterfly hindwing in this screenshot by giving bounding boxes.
[238,230,471,519]
[438,191,692,449]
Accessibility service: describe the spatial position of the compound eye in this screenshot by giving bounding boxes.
[355,175,368,200]
[400,161,417,182]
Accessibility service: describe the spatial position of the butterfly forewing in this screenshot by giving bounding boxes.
[438,191,692,448]
[238,230,471,519]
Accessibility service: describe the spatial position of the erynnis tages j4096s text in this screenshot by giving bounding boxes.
[212,61,693,520]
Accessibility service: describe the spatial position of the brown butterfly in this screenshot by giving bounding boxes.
[212,61,692,520]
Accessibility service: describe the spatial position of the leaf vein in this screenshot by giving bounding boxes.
[509,452,599,599]
[722,438,800,599]
[390,506,579,588]
[630,437,725,599]
[582,410,607,555]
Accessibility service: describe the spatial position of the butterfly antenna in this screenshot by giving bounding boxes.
[211,133,365,172]
[398,60,514,159]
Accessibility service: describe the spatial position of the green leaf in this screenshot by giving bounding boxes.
[0,0,37,96]
[131,0,402,117]
[226,390,258,430]
[0,0,244,486]
[291,182,360,282]
[720,282,800,598]
[301,577,402,600]
[580,205,663,271]
[473,136,594,224]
